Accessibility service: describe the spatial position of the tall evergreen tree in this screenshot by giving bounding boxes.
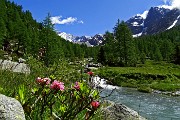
[0,0,7,22]
[113,20,137,66]
[40,13,55,66]
[160,39,173,61]
[0,18,7,48]
[97,46,105,65]
[154,45,163,61]
[104,31,115,65]
[174,45,180,64]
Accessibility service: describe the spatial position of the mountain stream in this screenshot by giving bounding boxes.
[93,76,180,120]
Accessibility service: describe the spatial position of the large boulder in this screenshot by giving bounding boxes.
[0,59,30,74]
[0,94,25,120]
[101,100,147,120]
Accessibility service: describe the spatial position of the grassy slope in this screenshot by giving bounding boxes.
[0,58,103,120]
[96,60,180,92]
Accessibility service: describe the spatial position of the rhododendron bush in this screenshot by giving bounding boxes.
[17,75,100,120]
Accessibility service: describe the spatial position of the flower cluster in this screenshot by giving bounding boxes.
[91,101,100,109]
[25,77,100,119]
[50,80,65,91]
[36,77,65,91]
[36,77,51,85]
[74,81,80,90]
[87,71,93,76]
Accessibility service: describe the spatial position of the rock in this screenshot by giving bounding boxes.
[0,59,30,74]
[0,94,25,120]
[153,90,180,96]
[101,100,147,120]
[18,58,26,63]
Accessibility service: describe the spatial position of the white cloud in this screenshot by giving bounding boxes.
[162,0,180,9]
[78,20,84,24]
[50,16,83,25]
[163,0,168,4]
[171,0,180,9]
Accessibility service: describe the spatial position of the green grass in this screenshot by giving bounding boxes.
[96,60,180,92]
[0,57,103,120]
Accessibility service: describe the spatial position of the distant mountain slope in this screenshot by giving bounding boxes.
[126,6,180,37]
[58,32,104,46]
[58,5,180,45]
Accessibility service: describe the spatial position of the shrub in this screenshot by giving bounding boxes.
[17,76,100,120]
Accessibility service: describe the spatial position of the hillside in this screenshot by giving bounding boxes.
[0,0,98,65]
[126,6,180,36]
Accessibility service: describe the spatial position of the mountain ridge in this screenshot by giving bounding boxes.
[58,5,180,45]
[127,6,180,37]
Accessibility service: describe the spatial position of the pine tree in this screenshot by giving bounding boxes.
[40,13,55,66]
[154,44,163,61]
[97,46,105,65]
[160,39,173,61]
[113,20,137,66]
[13,10,27,56]
[104,31,115,65]
[140,52,146,64]
[174,45,180,64]
[0,0,7,22]
[0,18,7,48]
[0,0,7,48]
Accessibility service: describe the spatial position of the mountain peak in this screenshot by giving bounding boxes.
[58,32,75,42]
[136,10,149,19]
[126,6,180,36]
[58,32,104,46]
[59,5,180,44]
[157,5,174,10]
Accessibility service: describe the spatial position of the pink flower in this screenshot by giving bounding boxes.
[91,101,100,109]
[74,82,80,90]
[50,80,64,91]
[87,71,93,76]
[43,78,51,85]
[36,77,51,85]
[36,77,43,83]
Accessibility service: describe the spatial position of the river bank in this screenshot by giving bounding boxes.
[101,100,147,120]
[101,88,180,120]
[94,77,180,120]
[94,61,180,95]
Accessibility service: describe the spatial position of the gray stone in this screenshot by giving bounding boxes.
[101,100,147,120]
[0,94,25,120]
[0,59,30,74]
[18,58,26,63]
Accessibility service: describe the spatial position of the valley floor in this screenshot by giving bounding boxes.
[96,60,180,94]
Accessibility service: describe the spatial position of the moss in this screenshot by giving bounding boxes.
[138,86,152,93]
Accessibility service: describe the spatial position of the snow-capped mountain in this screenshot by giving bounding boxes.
[58,32,104,46]
[126,6,180,37]
[58,32,76,42]
[59,5,180,45]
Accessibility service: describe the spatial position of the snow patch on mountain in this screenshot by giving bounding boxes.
[84,36,92,39]
[132,22,139,26]
[58,32,75,42]
[136,10,149,19]
[133,32,142,38]
[167,15,180,30]
[158,5,174,10]
[58,32,104,46]
[128,5,180,36]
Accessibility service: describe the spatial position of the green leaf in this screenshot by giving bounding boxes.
[50,75,56,80]
[31,87,38,94]
[18,85,26,104]
[91,90,99,98]
[59,105,66,113]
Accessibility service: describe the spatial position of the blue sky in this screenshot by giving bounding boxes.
[11,0,168,36]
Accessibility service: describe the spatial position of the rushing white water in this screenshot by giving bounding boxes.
[93,76,180,120]
[93,76,120,90]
